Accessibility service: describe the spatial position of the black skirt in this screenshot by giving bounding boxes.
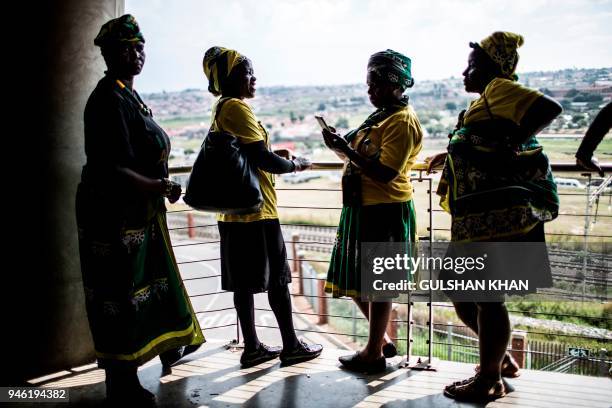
[440,222,552,301]
[218,219,291,292]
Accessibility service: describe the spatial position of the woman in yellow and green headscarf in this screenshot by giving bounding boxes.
[201,46,323,368]
[428,32,562,402]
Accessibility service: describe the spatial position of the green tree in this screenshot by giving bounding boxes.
[565,88,579,98]
[289,111,297,123]
[445,102,457,111]
[317,102,326,111]
[335,117,349,129]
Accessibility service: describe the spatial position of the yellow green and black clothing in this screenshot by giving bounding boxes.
[212,98,282,223]
[76,75,204,368]
[438,78,559,242]
[211,97,294,292]
[325,102,423,298]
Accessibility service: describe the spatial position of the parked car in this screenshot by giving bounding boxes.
[554,178,585,189]
[282,173,322,184]
[587,178,611,192]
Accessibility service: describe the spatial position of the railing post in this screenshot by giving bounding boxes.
[187,212,195,239]
[387,303,399,343]
[598,348,608,376]
[511,331,528,368]
[317,277,328,325]
[297,253,304,295]
[447,322,453,361]
[582,173,591,301]
[292,232,300,275]
[351,303,357,342]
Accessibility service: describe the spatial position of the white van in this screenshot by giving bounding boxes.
[554,178,585,189]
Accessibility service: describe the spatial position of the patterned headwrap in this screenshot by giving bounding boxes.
[476,31,524,80]
[203,47,247,96]
[94,14,144,48]
[367,49,414,90]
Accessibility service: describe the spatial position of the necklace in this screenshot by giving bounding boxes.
[116,79,152,116]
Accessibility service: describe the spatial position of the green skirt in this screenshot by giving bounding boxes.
[325,200,417,298]
[76,184,204,368]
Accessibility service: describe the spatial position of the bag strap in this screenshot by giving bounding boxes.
[213,97,232,133]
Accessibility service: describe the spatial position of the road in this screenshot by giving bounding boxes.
[171,236,345,351]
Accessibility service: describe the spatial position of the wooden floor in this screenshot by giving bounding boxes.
[29,340,612,407]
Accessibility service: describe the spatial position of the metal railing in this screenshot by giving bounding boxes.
[168,161,612,376]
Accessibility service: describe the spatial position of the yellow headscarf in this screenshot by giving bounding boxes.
[478,31,524,80]
[203,46,246,96]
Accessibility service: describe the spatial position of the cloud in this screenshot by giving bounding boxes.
[126,0,612,93]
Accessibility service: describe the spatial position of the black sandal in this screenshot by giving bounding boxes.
[382,342,398,358]
[475,354,521,378]
[444,374,506,402]
[160,344,203,368]
[339,352,386,374]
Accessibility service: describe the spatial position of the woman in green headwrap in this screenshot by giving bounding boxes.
[76,15,204,405]
[323,50,423,373]
[427,32,562,402]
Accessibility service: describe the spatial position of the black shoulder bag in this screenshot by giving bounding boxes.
[183,98,263,214]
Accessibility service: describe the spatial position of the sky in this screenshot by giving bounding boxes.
[125,0,612,93]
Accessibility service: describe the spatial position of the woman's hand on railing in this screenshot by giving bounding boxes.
[425,152,447,174]
[576,154,604,177]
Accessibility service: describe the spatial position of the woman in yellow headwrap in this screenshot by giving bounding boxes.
[202,46,323,368]
[428,32,562,402]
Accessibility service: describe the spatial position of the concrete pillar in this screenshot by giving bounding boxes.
[7,0,124,383]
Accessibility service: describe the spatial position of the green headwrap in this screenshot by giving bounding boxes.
[368,49,414,90]
[94,14,145,48]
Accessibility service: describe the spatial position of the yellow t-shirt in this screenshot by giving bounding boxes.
[463,78,543,125]
[212,98,279,223]
[348,105,423,206]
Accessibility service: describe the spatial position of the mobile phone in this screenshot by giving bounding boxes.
[315,115,332,132]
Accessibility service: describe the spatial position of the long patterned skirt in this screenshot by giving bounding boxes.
[76,184,204,368]
[325,200,417,298]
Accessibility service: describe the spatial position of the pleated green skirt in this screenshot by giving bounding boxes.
[325,200,417,298]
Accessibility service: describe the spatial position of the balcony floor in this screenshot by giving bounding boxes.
[30,340,612,407]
